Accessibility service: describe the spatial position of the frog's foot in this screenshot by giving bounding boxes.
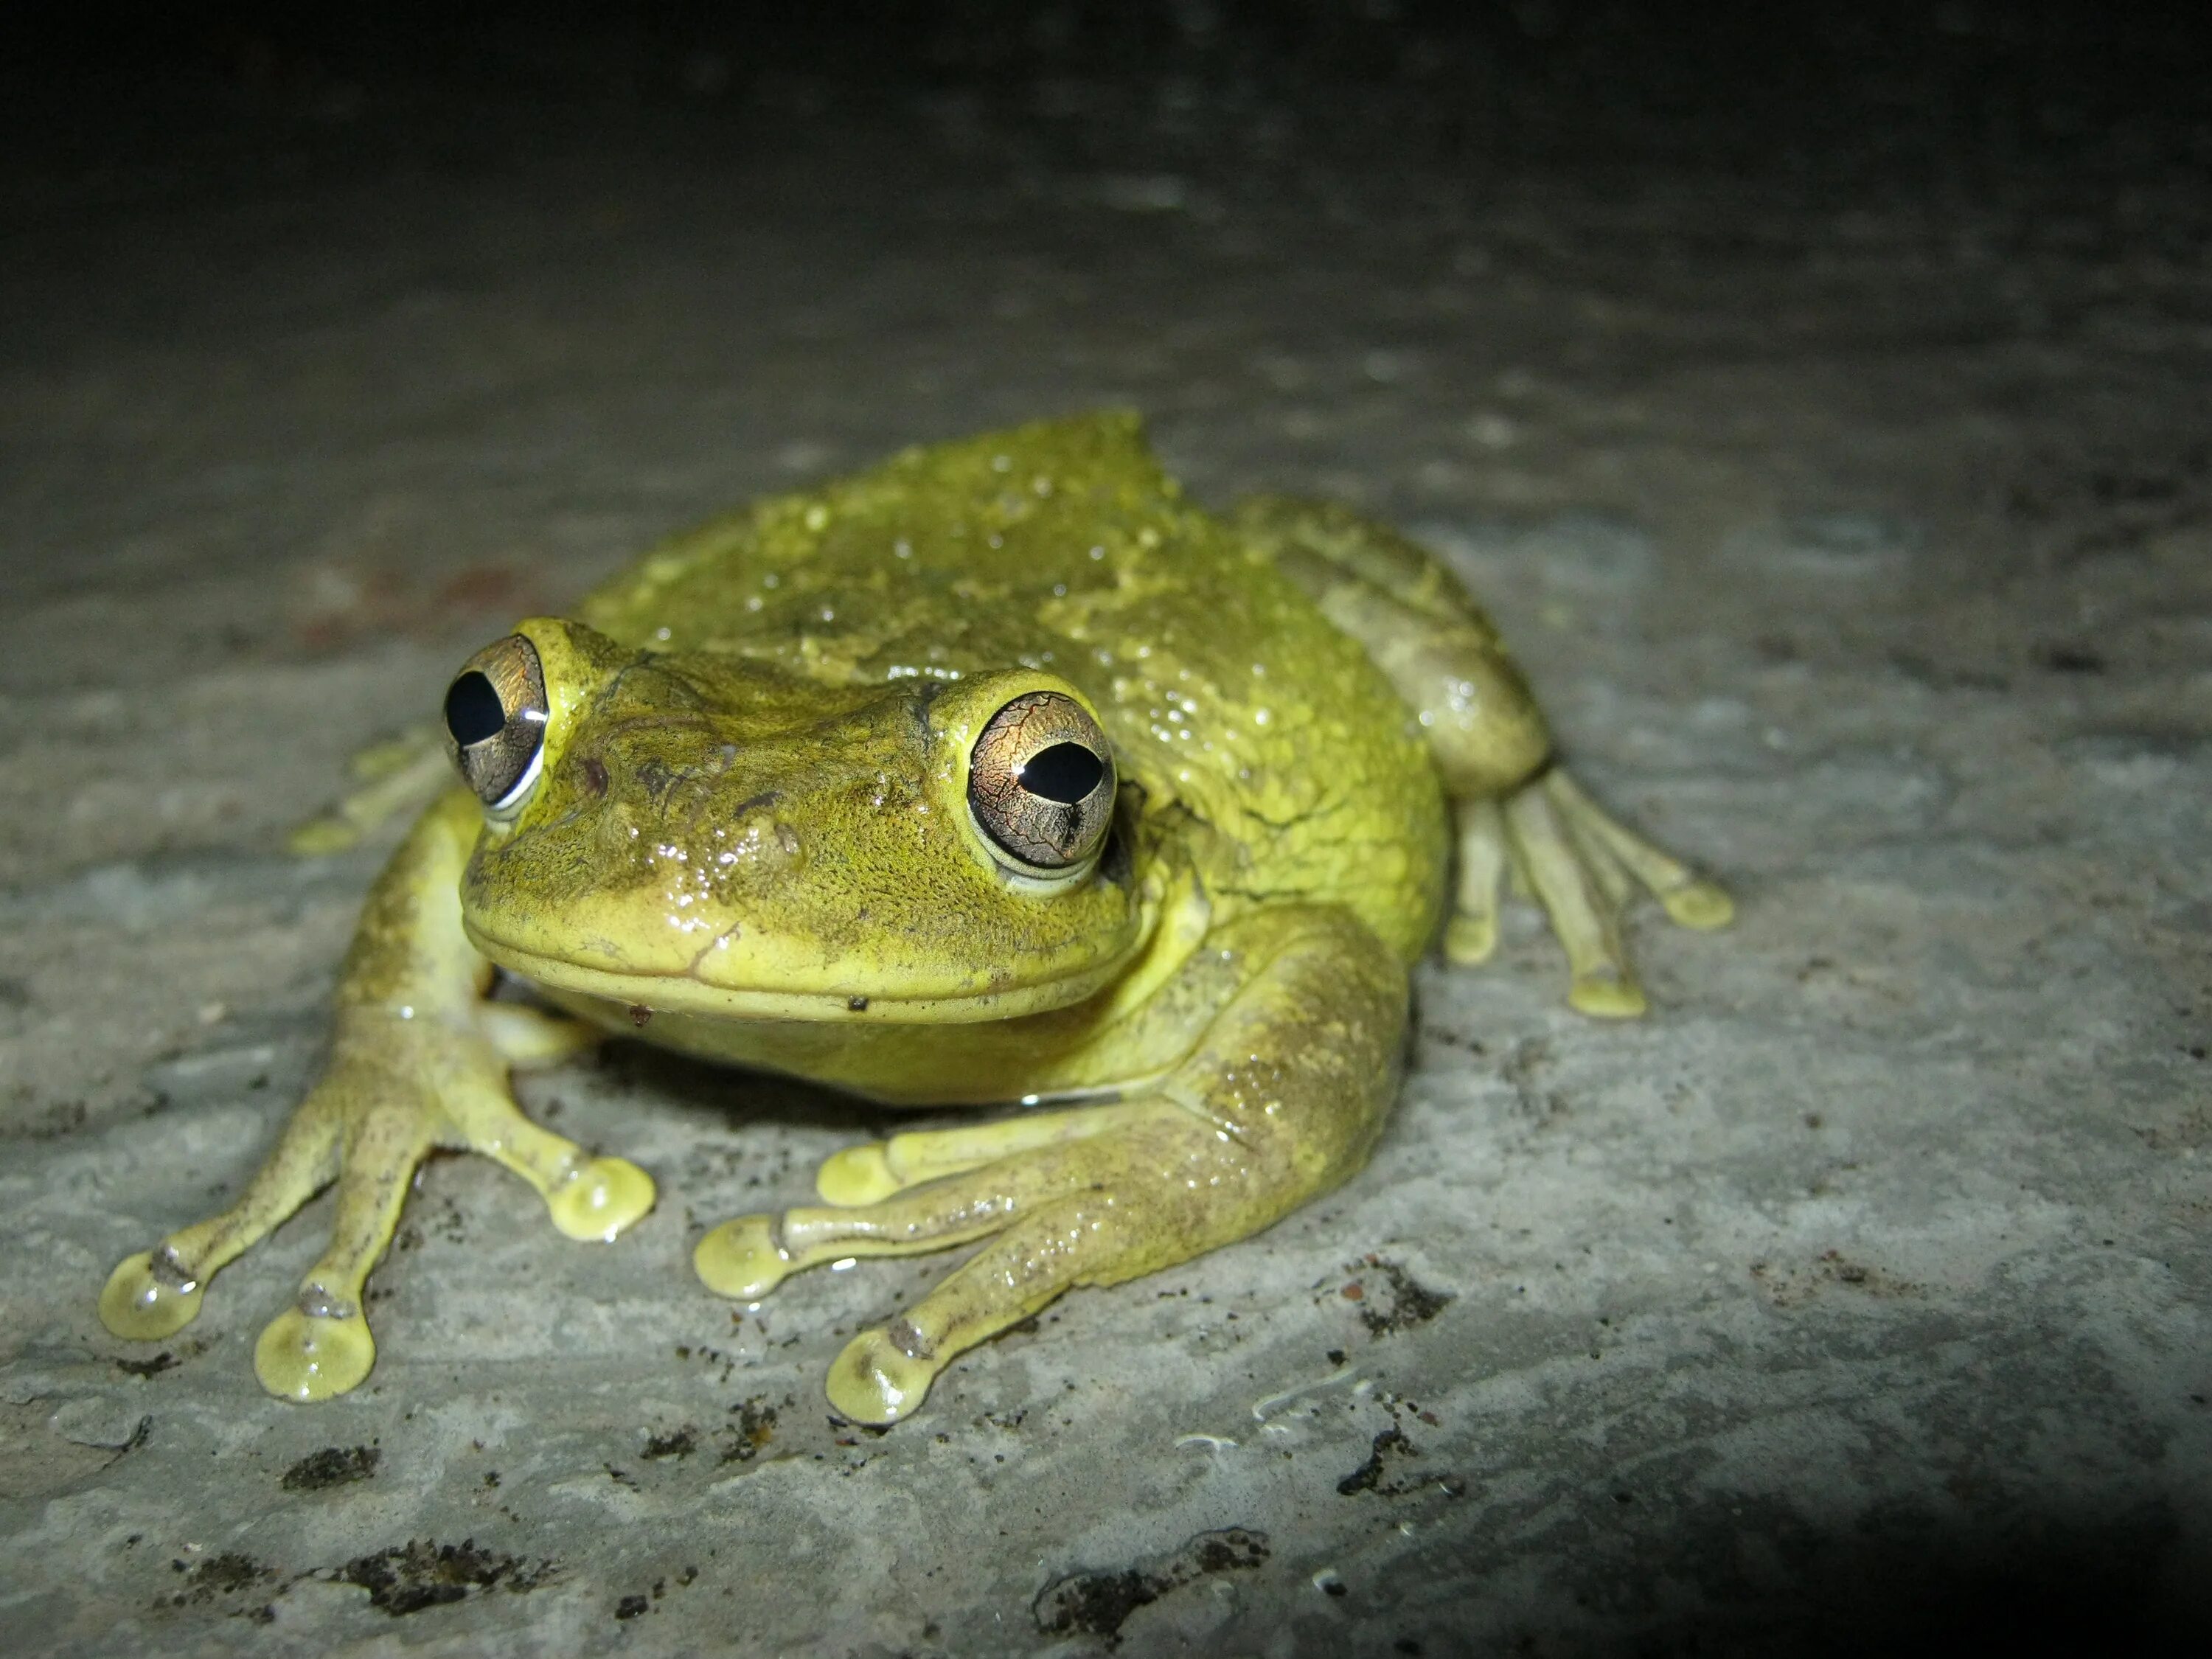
[1447,767,1733,1018]
[699,1101,1239,1425]
[100,1019,651,1402]
[699,905,1409,1427]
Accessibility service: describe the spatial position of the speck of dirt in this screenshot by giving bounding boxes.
[642,1427,696,1460]
[335,1539,556,1616]
[114,1351,178,1379]
[1355,1258,1454,1338]
[1337,1426,1416,1495]
[1750,1251,1923,1307]
[1034,1528,1268,1644]
[281,1445,381,1492]
[2034,641,2108,674]
[179,1552,274,1604]
[717,1397,779,1464]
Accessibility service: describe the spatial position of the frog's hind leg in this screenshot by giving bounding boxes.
[696,906,1405,1425]
[1236,496,1731,1016]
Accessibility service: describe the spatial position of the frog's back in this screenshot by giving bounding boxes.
[578,413,1447,959]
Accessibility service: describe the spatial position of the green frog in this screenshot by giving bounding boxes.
[99,414,1729,1424]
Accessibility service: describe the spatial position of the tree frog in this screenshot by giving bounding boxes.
[100,414,1729,1423]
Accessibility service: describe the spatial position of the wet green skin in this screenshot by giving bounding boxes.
[100,413,1728,1422]
[486,414,1447,1093]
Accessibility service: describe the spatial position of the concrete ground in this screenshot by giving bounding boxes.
[2,13,2208,1655]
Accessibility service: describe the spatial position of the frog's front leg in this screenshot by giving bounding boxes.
[99,791,654,1401]
[694,906,1405,1426]
[1236,498,1731,1017]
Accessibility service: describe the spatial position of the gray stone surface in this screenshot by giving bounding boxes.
[3,27,2208,1658]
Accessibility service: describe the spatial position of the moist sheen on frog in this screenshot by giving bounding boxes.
[100,412,1731,1423]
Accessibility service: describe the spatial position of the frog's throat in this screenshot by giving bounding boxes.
[462,925,1142,1026]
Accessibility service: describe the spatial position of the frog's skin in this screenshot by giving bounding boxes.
[100,414,1729,1422]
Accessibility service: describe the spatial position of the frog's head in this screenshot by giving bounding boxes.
[440,619,1150,1023]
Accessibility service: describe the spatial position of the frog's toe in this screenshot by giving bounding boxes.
[826,1326,936,1426]
[1543,768,1732,935]
[815,1144,901,1206]
[99,1248,206,1341]
[817,1203,1088,1425]
[1500,777,1649,1017]
[437,1079,655,1244]
[1473,765,1731,1015]
[1444,796,1507,965]
[1442,911,1498,967]
[813,1102,1154,1207]
[1567,967,1649,1020]
[694,1214,796,1300]
[1656,877,1734,931]
[544,1155,656,1242]
[255,1299,375,1402]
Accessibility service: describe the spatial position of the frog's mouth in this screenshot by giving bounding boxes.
[464,924,1141,1026]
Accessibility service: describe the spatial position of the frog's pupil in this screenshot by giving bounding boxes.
[1019,742,1105,804]
[445,672,507,746]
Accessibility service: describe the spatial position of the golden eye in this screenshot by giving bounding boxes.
[967,691,1116,873]
[442,635,549,813]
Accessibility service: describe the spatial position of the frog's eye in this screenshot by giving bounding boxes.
[968,691,1117,874]
[442,635,550,815]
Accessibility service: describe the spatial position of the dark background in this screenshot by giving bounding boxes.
[7,4,2208,207]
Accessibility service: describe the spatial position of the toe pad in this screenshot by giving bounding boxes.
[547,1156,655,1242]
[99,1251,205,1342]
[826,1327,936,1426]
[255,1307,375,1402]
[694,1215,793,1301]
[815,1144,900,1206]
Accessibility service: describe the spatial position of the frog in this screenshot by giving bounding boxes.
[99,412,1730,1424]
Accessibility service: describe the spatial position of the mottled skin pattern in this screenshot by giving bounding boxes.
[100,414,1729,1422]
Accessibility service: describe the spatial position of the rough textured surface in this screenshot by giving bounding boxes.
[3,13,2208,1655]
